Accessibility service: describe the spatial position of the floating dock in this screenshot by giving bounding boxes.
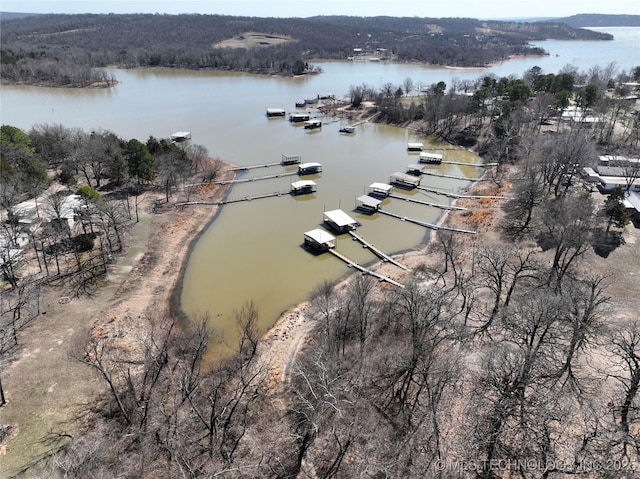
[304,119,322,130]
[420,171,484,181]
[176,191,290,206]
[368,182,393,198]
[390,172,420,189]
[304,229,336,252]
[416,185,510,200]
[289,112,310,123]
[348,231,409,271]
[298,162,323,175]
[406,164,423,175]
[388,193,468,211]
[440,160,497,167]
[323,209,359,234]
[227,161,281,171]
[214,171,297,185]
[266,108,286,117]
[378,209,476,234]
[282,154,302,165]
[356,195,383,214]
[419,152,443,164]
[328,249,404,288]
[291,180,317,195]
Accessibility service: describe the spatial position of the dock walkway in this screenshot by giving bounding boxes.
[348,231,409,271]
[388,193,467,211]
[227,162,282,171]
[176,191,288,206]
[328,249,404,287]
[440,160,498,167]
[420,171,485,181]
[416,185,510,200]
[214,171,298,185]
[379,209,476,234]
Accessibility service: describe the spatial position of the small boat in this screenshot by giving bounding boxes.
[339,126,355,134]
[295,100,306,108]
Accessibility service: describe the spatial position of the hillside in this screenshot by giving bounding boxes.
[0,13,613,87]
[556,13,640,27]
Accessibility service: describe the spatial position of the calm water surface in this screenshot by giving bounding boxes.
[1,27,637,349]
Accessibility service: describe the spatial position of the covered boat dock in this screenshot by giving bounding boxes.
[298,162,323,175]
[407,142,424,151]
[406,164,423,175]
[356,195,382,214]
[419,152,443,164]
[289,112,310,122]
[266,108,286,117]
[323,209,358,234]
[390,172,420,189]
[290,180,317,195]
[368,182,393,198]
[282,154,302,165]
[303,229,336,252]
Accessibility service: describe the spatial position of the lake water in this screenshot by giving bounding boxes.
[1,27,638,351]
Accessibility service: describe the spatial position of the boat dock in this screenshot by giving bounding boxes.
[214,171,298,185]
[328,249,404,287]
[348,231,409,271]
[440,160,498,167]
[378,209,476,234]
[416,185,510,200]
[420,171,485,181]
[388,193,468,211]
[177,190,290,206]
[227,161,282,171]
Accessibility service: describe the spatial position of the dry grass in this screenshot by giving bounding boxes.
[212,32,294,49]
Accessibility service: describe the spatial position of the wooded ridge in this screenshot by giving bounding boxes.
[0,13,613,87]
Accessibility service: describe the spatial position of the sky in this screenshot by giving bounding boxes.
[2,0,640,19]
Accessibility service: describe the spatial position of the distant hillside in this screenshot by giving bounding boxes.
[0,12,39,20]
[555,14,640,27]
[0,13,614,87]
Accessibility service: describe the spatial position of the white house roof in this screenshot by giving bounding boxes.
[323,209,357,228]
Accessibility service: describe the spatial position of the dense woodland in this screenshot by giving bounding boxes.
[2,57,640,477]
[0,13,614,87]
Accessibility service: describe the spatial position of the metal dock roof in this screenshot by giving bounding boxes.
[323,209,357,228]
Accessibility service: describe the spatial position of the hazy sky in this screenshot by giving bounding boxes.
[2,0,640,19]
